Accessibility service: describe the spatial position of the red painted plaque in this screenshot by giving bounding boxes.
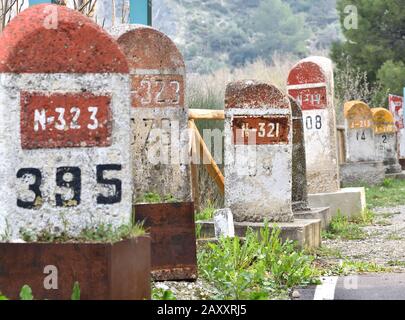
[20,92,112,149]
[232,116,290,145]
[131,75,184,108]
[288,87,327,110]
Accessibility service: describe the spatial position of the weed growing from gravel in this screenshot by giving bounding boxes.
[317,260,389,276]
[152,288,177,300]
[198,224,319,300]
[195,204,216,239]
[366,179,405,208]
[0,283,81,300]
[322,213,368,240]
[136,192,178,204]
[387,260,405,267]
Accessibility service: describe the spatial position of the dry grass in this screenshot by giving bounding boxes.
[186,54,296,111]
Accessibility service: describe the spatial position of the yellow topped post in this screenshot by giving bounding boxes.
[344,100,373,129]
[371,108,396,134]
[343,100,375,162]
[370,108,401,173]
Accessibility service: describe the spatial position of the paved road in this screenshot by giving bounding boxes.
[295,273,405,300]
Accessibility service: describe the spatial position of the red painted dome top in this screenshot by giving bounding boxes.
[225,80,290,109]
[0,4,128,73]
[116,26,185,71]
[287,61,326,85]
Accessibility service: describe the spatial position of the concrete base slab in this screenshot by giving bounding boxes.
[386,171,405,180]
[340,161,385,186]
[384,161,402,174]
[294,207,331,230]
[308,187,366,218]
[197,219,321,249]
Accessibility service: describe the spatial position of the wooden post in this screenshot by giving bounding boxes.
[189,120,201,212]
[189,109,225,120]
[189,120,225,196]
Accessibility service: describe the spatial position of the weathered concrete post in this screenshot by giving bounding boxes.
[0,5,150,300]
[371,108,402,174]
[341,101,385,186]
[290,97,331,229]
[110,25,191,203]
[290,96,308,211]
[221,81,320,248]
[287,57,339,193]
[288,57,366,219]
[110,25,196,281]
[225,80,294,222]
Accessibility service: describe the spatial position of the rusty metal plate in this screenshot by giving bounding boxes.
[134,202,197,281]
[20,92,112,149]
[131,75,184,108]
[288,86,327,110]
[232,115,290,145]
[0,237,151,300]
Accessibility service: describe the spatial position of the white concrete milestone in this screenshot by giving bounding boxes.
[0,6,132,240]
[224,80,294,223]
[344,101,376,162]
[287,56,340,194]
[110,24,192,203]
[371,108,401,174]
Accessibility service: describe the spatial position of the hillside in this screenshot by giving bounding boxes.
[153,0,342,73]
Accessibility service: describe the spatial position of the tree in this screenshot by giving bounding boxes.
[250,0,310,62]
[377,60,405,96]
[331,0,405,87]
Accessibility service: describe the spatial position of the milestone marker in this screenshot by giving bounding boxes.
[343,101,375,162]
[0,4,132,240]
[287,57,340,194]
[111,25,196,281]
[224,80,293,222]
[371,108,401,173]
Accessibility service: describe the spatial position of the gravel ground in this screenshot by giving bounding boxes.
[152,279,218,300]
[322,205,405,270]
[153,205,405,299]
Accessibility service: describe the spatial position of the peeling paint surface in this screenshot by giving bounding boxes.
[290,97,309,211]
[225,81,293,223]
[111,25,191,202]
[287,57,340,194]
[0,6,131,240]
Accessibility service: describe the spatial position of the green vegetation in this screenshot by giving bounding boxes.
[322,211,374,240]
[332,0,405,98]
[19,222,145,244]
[366,179,405,208]
[160,0,339,73]
[137,192,178,204]
[1,282,81,300]
[195,205,215,221]
[152,288,177,300]
[195,204,216,239]
[317,260,389,276]
[19,285,33,300]
[198,224,319,300]
[387,260,405,267]
[71,282,81,301]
